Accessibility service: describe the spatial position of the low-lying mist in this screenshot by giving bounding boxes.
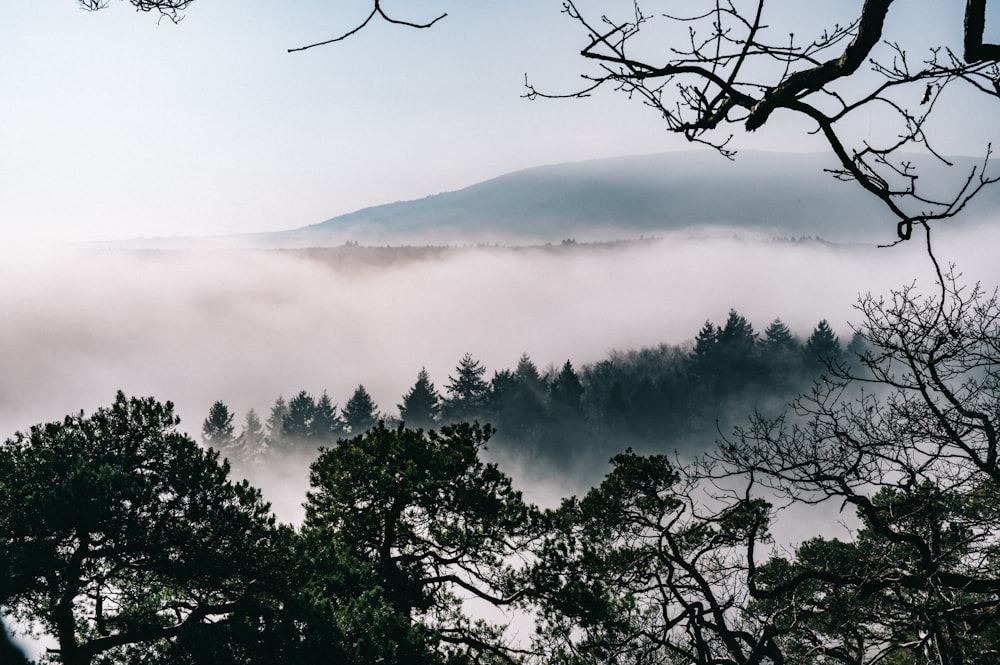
[3,227,997,521]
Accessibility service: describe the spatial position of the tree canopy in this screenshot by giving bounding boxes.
[7,275,1000,661]
[0,392,280,665]
[300,422,538,664]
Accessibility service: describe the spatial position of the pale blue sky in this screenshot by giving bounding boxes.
[1,1,995,242]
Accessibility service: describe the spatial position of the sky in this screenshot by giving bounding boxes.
[3,0,996,242]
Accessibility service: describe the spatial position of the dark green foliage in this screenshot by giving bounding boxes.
[804,318,843,367]
[310,391,344,443]
[549,360,584,420]
[761,318,798,353]
[531,450,776,664]
[441,353,490,423]
[283,390,317,440]
[300,423,537,664]
[341,384,378,434]
[201,400,236,449]
[750,482,1000,665]
[488,354,548,442]
[0,392,280,665]
[398,368,441,429]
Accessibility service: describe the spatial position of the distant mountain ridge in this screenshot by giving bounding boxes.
[248,150,998,248]
[107,151,1000,249]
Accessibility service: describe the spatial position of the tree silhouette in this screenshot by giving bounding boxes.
[398,368,440,430]
[310,391,344,443]
[530,0,1000,243]
[714,273,1000,663]
[549,360,584,421]
[341,384,378,434]
[265,395,289,448]
[0,392,278,665]
[804,318,844,367]
[202,400,236,451]
[83,1,1000,243]
[441,353,489,424]
[238,408,266,466]
[301,423,537,663]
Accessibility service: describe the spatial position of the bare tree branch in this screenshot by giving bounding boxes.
[288,1,447,53]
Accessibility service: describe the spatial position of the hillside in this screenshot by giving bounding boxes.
[242,150,998,247]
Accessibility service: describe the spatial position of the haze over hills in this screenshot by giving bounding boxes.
[101,150,1000,248]
[249,151,886,247]
[244,150,998,247]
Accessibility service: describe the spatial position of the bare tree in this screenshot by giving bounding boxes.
[711,271,1000,663]
[288,0,447,53]
[521,0,1000,244]
[80,1,1000,243]
[78,0,194,22]
[531,272,1000,664]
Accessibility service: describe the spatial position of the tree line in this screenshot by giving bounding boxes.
[204,314,863,469]
[3,272,1000,664]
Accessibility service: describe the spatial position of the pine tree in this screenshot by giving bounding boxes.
[398,368,440,429]
[239,408,266,465]
[717,309,757,354]
[804,319,844,367]
[265,395,289,448]
[717,309,760,388]
[761,318,798,354]
[692,321,718,363]
[342,384,379,434]
[311,391,344,443]
[283,390,317,441]
[846,330,868,360]
[201,400,235,450]
[441,353,489,423]
[505,353,548,440]
[550,360,585,420]
[760,318,804,388]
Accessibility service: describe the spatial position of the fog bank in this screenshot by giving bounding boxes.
[2,229,998,520]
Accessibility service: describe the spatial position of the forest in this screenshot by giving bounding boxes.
[205,309,860,477]
[5,272,1000,665]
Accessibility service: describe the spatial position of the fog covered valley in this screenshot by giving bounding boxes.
[3,231,991,513]
[7,224,1000,663]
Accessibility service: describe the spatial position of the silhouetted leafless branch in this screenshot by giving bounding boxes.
[78,0,194,22]
[82,0,1000,244]
[288,1,447,53]
[525,0,1000,242]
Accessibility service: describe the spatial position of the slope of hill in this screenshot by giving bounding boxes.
[248,150,1000,247]
[104,150,1000,249]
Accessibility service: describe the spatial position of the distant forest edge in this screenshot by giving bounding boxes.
[203,311,861,473]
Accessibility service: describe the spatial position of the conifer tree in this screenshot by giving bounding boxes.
[505,353,548,440]
[265,395,289,448]
[549,360,585,420]
[441,353,489,424]
[398,368,440,429]
[804,319,844,366]
[311,391,344,443]
[283,390,317,441]
[761,318,798,354]
[201,400,236,450]
[342,384,379,434]
[239,408,266,465]
[760,318,804,387]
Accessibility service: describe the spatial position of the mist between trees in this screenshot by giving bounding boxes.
[202,310,860,486]
[4,269,1000,664]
